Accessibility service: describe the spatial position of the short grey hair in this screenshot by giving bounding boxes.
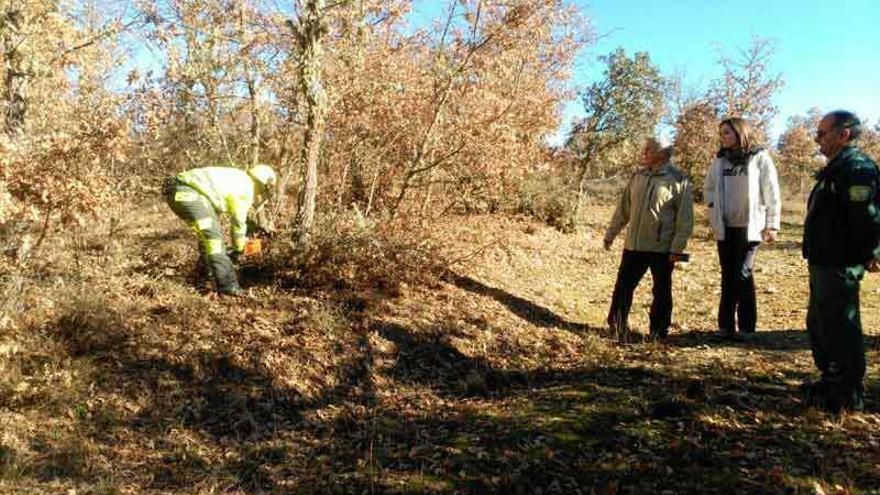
[644,137,673,161]
[826,110,863,141]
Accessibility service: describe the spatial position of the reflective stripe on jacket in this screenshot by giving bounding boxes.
[605,163,694,254]
[175,167,255,252]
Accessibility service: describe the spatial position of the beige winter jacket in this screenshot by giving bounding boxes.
[604,163,694,254]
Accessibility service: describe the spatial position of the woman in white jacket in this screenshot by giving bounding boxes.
[704,117,781,338]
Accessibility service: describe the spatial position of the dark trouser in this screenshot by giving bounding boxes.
[163,178,241,293]
[716,227,760,333]
[607,250,673,337]
[807,265,866,402]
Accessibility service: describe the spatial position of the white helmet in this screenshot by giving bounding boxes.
[248,164,277,193]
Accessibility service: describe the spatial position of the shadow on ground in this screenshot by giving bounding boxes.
[307,318,880,493]
[18,288,880,494]
[448,273,589,334]
[760,239,802,251]
[666,328,880,353]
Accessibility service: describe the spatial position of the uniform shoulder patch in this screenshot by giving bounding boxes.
[848,185,872,202]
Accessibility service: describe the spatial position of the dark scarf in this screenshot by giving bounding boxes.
[717,146,764,167]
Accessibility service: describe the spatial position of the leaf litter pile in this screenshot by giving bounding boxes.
[1,201,879,494]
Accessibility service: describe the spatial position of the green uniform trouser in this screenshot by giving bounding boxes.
[807,265,866,392]
[163,178,241,293]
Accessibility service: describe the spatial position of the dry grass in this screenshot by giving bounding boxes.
[1,196,879,494]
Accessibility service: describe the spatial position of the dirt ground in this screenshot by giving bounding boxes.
[1,196,879,494]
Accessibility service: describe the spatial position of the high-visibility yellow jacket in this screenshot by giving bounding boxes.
[175,167,255,252]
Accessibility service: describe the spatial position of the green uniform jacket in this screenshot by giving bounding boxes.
[605,163,694,254]
[175,167,255,252]
[803,146,880,266]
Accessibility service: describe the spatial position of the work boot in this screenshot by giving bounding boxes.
[802,377,864,414]
[190,255,216,293]
[833,383,865,413]
[801,378,831,410]
[803,386,825,410]
[218,284,244,297]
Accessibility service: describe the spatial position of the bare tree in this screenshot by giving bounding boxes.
[777,109,822,192]
[291,0,328,248]
[709,36,784,143]
[1,5,26,135]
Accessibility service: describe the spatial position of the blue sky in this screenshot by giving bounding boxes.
[411,0,880,145]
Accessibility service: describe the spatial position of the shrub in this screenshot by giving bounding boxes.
[266,211,447,296]
[53,288,130,357]
[515,170,577,233]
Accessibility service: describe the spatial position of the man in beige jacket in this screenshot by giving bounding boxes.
[603,138,694,341]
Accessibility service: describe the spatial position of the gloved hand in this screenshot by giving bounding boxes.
[246,219,260,237]
[227,249,242,264]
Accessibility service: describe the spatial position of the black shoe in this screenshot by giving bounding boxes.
[801,378,830,409]
[649,330,668,343]
[802,379,864,413]
[608,319,630,344]
[843,392,865,413]
[836,385,865,413]
[714,328,735,339]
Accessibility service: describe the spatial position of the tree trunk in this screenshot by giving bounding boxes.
[292,0,327,248]
[246,66,261,167]
[346,0,368,209]
[572,157,591,223]
[2,8,27,135]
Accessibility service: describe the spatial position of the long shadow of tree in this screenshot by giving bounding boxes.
[36,300,377,492]
[27,290,880,494]
[448,273,589,334]
[760,239,802,251]
[377,322,532,398]
[311,319,880,493]
[666,329,880,352]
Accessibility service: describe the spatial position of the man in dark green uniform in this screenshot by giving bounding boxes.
[802,110,880,413]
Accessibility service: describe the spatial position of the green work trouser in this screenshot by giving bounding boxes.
[807,264,866,392]
[163,178,241,293]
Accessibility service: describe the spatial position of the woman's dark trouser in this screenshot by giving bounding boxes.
[607,250,673,337]
[162,179,241,293]
[807,264,865,404]
[716,227,760,333]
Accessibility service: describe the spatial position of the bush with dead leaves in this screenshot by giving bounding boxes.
[269,212,447,296]
[516,168,578,233]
